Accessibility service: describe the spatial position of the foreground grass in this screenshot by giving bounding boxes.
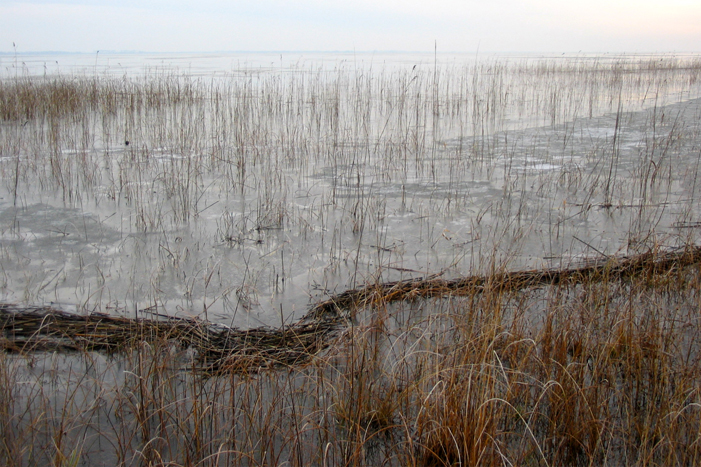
[1,251,700,466]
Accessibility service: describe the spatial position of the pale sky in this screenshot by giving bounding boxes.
[1,0,700,53]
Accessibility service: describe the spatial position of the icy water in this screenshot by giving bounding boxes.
[1,52,701,328]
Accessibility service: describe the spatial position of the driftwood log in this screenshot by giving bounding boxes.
[2,246,700,374]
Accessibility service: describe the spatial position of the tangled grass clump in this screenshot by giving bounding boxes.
[2,245,699,375]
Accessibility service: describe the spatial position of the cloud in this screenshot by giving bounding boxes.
[1,0,700,52]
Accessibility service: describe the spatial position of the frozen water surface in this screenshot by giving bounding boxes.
[1,52,700,327]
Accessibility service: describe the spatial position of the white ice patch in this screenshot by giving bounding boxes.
[531,163,560,171]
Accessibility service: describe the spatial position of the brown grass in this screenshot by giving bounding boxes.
[0,245,699,465]
[2,54,701,466]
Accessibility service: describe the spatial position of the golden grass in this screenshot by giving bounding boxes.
[0,245,699,465]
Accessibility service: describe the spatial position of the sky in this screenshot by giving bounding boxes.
[1,0,700,54]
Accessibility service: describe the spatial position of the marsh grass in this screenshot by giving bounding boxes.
[1,246,701,465]
[2,53,701,465]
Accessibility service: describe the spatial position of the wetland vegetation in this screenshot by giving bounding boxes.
[1,52,701,465]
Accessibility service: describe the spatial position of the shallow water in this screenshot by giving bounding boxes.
[1,53,700,328]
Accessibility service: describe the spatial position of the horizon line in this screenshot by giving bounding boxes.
[2,49,700,56]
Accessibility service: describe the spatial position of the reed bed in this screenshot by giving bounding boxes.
[2,53,701,466]
[1,55,701,318]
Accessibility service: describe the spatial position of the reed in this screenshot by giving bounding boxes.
[1,245,700,465]
[1,53,701,465]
